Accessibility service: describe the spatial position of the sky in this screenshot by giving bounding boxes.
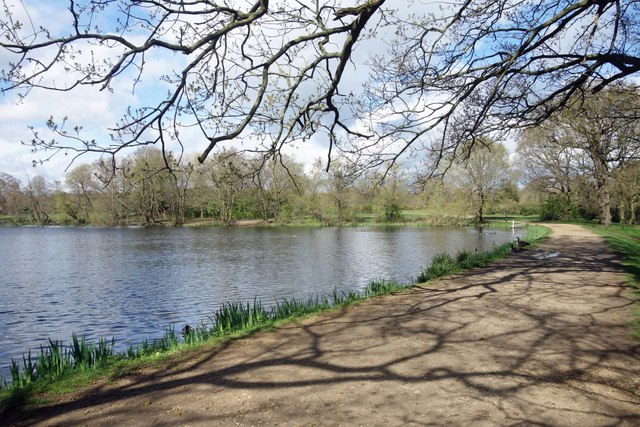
[0,0,519,187]
[0,0,384,185]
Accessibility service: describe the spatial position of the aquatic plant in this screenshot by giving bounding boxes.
[272,295,330,319]
[212,298,269,335]
[331,288,362,306]
[363,280,404,297]
[9,352,35,389]
[2,336,116,390]
[70,334,116,370]
[417,253,460,282]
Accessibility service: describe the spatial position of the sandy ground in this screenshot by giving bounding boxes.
[5,224,640,426]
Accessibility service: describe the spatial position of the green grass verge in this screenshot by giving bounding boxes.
[0,223,550,412]
[416,224,550,282]
[588,224,640,336]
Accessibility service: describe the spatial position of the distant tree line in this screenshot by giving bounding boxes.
[1,142,524,226]
[3,83,640,229]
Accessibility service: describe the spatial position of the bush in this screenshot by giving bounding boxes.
[375,201,404,223]
[539,194,582,221]
[417,253,460,282]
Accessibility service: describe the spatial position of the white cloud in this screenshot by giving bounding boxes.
[0,0,446,186]
[0,74,140,183]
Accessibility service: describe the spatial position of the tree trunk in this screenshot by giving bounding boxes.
[476,192,485,224]
[597,178,612,227]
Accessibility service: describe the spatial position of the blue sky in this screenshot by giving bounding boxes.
[0,0,379,184]
[1,0,525,186]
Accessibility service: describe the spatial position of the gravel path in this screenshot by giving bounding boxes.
[8,224,640,426]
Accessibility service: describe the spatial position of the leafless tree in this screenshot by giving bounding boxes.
[252,154,305,221]
[516,125,590,205]
[24,174,52,224]
[448,140,511,223]
[209,149,252,224]
[366,0,640,177]
[65,163,100,221]
[325,157,359,224]
[2,0,639,177]
[0,172,24,221]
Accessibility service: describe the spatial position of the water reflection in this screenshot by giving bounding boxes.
[0,225,515,380]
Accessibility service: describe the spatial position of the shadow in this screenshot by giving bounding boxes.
[5,224,640,426]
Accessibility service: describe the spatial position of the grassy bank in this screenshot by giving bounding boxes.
[416,224,549,282]
[588,224,640,335]
[0,224,549,411]
[2,210,540,228]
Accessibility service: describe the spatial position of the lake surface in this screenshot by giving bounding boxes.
[0,225,517,381]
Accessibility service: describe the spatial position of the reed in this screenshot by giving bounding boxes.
[9,352,35,389]
[2,335,116,390]
[182,322,214,345]
[68,334,116,371]
[363,280,404,297]
[272,295,330,319]
[38,340,69,379]
[417,252,460,282]
[212,298,269,336]
[124,326,183,359]
[332,288,362,306]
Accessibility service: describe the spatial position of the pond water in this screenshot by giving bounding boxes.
[0,225,517,381]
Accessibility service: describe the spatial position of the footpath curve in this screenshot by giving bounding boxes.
[10,224,640,426]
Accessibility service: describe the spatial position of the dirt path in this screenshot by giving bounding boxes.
[8,224,640,426]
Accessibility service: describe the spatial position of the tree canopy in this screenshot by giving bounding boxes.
[2,0,639,175]
[517,85,640,225]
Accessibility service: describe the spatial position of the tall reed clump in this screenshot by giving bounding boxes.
[213,299,269,335]
[272,295,331,318]
[363,280,405,297]
[4,335,115,390]
[416,253,460,282]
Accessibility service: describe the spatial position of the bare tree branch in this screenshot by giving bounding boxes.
[1,0,639,179]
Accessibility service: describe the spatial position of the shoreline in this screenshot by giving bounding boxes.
[0,224,549,398]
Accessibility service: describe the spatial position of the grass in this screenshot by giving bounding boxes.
[0,223,550,411]
[588,224,640,335]
[416,224,550,282]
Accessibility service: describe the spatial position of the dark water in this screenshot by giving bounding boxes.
[0,225,516,381]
